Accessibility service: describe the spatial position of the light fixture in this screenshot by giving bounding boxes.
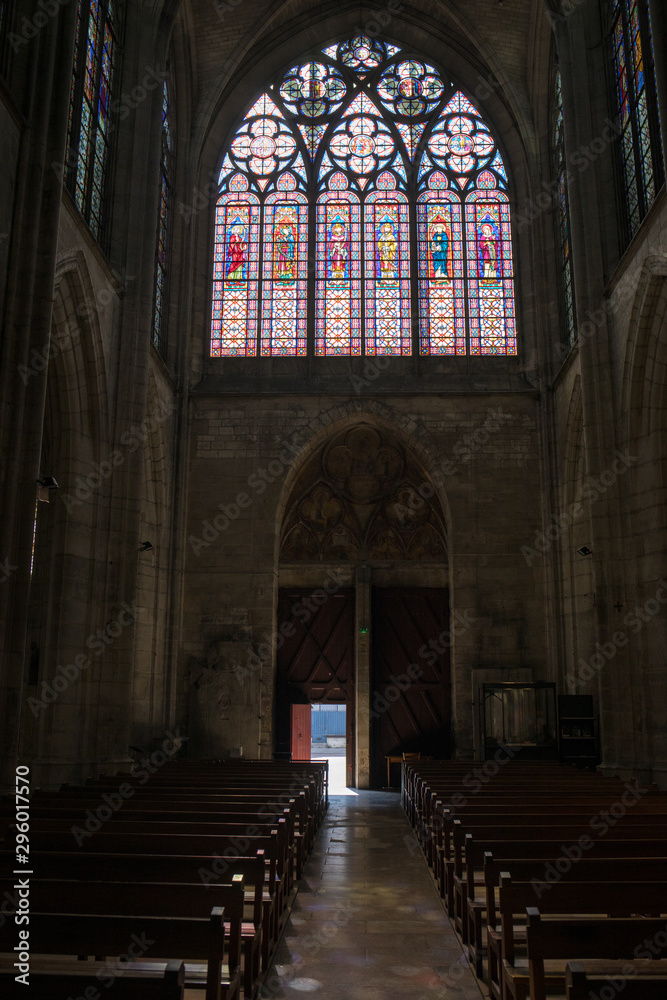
[37,477,59,490]
[138,541,154,552]
[577,546,593,556]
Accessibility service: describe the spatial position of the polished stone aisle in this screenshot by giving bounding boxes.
[261,789,484,1000]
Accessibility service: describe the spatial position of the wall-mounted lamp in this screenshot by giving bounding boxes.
[138,541,154,552]
[577,546,593,556]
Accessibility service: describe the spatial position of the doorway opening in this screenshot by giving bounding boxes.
[310,704,348,793]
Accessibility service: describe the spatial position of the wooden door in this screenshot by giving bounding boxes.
[371,588,451,787]
[276,588,355,782]
[290,704,312,761]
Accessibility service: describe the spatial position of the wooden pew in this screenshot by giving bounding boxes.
[488,876,667,1000]
[0,908,237,1000]
[0,846,278,980]
[566,959,667,999]
[508,909,667,1000]
[451,834,667,928]
[0,875,254,998]
[0,959,186,1000]
[471,853,667,982]
[22,826,291,924]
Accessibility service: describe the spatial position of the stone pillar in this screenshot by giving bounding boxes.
[354,563,371,788]
[0,0,77,788]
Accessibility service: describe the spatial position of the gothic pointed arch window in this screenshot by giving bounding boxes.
[66,0,119,243]
[609,0,664,240]
[210,36,518,357]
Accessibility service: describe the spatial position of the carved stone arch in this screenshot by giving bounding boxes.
[622,254,667,467]
[52,254,110,453]
[275,398,452,563]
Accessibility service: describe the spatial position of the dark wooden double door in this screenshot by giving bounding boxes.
[276,586,450,787]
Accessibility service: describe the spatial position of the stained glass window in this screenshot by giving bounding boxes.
[211,35,518,357]
[66,0,117,243]
[153,81,173,356]
[316,178,361,355]
[552,70,576,347]
[418,174,465,355]
[211,177,260,357]
[466,187,516,355]
[261,175,308,356]
[610,0,663,240]
[364,177,410,355]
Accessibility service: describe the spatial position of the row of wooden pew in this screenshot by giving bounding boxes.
[403,759,667,1000]
[0,758,328,999]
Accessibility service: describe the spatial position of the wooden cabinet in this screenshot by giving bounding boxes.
[558,694,599,768]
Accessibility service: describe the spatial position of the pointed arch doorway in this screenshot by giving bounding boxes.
[277,422,450,788]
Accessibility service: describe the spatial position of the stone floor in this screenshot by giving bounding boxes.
[260,787,485,999]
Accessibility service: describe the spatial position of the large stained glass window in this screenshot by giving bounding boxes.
[552,70,576,347]
[610,0,663,240]
[211,35,518,356]
[153,80,173,356]
[66,0,118,243]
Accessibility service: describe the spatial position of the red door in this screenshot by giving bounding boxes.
[290,704,311,761]
[371,588,451,787]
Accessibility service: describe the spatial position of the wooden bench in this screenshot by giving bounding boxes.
[0,959,185,1000]
[566,959,667,999]
[470,853,667,982]
[507,909,667,1000]
[488,876,667,1000]
[450,834,667,927]
[0,875,254,998]
[0,908,237,1000]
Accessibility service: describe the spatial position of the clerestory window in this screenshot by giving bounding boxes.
[210,35,517,358]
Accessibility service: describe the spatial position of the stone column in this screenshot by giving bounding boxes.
[354,563,371,788]
[0,0,77,788]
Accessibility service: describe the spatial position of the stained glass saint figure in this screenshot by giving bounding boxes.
[328,216,349,279]
[275,219,296,280]
[227,220,247,279]
[377,219,398,278]
[430,220,449,278]
[478,218,499,279]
